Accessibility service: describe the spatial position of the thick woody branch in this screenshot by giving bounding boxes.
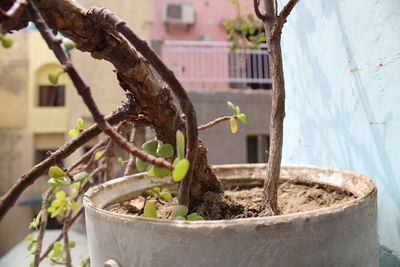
[0,0,28,34]
[28,2,173,169]
[253,0,267,21]
[87,7,199,206]
[271,0,299,38]
[0,105,128,222]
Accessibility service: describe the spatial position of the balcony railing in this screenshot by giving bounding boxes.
[161,40,271,90]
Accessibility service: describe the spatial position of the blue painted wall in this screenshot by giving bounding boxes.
[279,0,400,264]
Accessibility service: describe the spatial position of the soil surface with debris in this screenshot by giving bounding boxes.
[107,180,355,220]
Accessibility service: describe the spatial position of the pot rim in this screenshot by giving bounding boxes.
[83,164,377,226]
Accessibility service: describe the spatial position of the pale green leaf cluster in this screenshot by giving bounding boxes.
[47,190,80,218]
[227,101,248,133]
[69,118,84,137]
[223,13,266,52]
[135,131,190,182]
[142,187,177,201]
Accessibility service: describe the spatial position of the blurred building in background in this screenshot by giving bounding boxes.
[0,0,271,255]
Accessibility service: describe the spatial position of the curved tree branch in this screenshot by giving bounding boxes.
[271,0,299,39]
[253,0,267,21]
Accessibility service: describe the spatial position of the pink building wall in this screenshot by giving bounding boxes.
[150,0,255,41]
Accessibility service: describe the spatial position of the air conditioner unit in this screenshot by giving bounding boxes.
[162,2,195,25]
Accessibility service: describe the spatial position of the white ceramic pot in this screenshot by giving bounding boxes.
[84,164,378,267]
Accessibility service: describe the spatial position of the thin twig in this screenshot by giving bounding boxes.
[253,0,267,21]
[271,0,299,38]
[0,0,27,34]
[62,209,72,267]
[28,1,173,171]
[33,187,53,267]
[198,116,236,131]
[124,127,136,176]
[39,206,84,262]
[68,138,108,172]
[89,7,199,206]
[0,104,129,222]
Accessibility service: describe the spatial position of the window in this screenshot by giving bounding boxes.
[247,135,270,163]
[38,85,65,106]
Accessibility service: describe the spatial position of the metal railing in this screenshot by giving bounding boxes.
[161,40,271,90]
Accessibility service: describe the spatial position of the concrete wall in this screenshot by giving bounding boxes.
[150,0,254,41]
[278,0,400,264]
[190,90,271,164]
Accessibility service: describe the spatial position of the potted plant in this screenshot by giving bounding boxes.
[0,0,378,266]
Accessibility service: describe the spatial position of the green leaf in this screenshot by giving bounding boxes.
[161,188,170,193]
[187,212,198,220]
[176,131,185,160]
[69,240,76,248]
[171,191,179,197]
[192,215,204,221]
[68,129,78,137]
[73,171,89,182]
[117,157,125,166]
[236,106,241,115]
[49,166,66,179]
[159,192,172,200]
[227,101,237,115]
[70,201,80,210]
[143,200,157,218]
[141,140,158,155]
[57,176,72,185]
[76,118,84,129]
[172,205,188,218]
[238,113,247,124]
[154,166,170,178]
[51,199,61,207]
[25,234,33,242]
[94,151,103,160]
[175,216,186,220]
[146,166,156,177]
[157,144,174,158]
[63,38,76,50]
[230,117,238,133]
[53,241,62,251]
[47,178,58,187]
[55,191,66,200]
[172,159,190,182]
[1,37,13,48]
[48,71,61,85]
[143,190,157,197]
[136,157,148,172]
[152,187,161,193]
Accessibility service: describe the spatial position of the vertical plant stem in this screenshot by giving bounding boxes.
[62,210,72,267]
[124,127,137,176]
[33,187,53,267]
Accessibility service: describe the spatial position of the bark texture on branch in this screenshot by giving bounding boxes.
[31,0,221,207]
[259,0,298,214]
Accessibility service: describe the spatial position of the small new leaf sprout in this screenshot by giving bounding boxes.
[143,200,157,218]
[238,113,247,124]
[143,187,174,201]
[159,191,172,200]
[172,159,190,182]
[69,118,84,137]
[28,211,42,230]
[94,151,103,160]
[49,166,66,179]
[62,38,76,50]
[69,240,76,248]
[48,69,64,85]
[230,117,238,134]
[152,187,161,193]
[172,205,189,219]
[227,101,237,115]
[176,130,185,160]
[0,34,13,48]
[117,157,125,166]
